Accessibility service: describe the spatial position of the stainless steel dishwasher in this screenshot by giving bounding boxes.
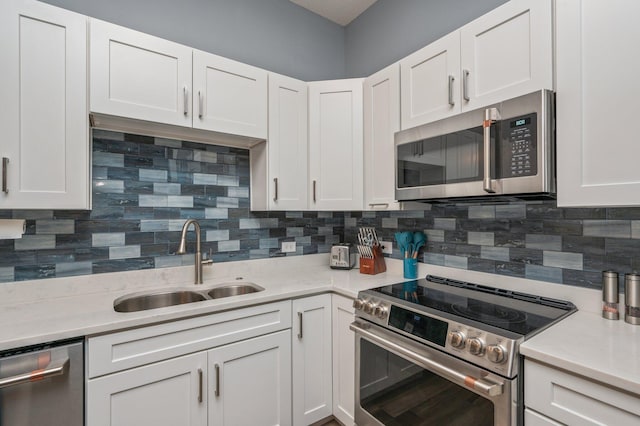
[0,338,84,426]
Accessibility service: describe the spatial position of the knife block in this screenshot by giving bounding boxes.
[359,246,387,275]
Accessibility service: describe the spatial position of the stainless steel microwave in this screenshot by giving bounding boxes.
[395,90,555,202]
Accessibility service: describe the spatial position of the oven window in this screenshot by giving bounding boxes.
[359,339,494,425]
[397,126,487,188]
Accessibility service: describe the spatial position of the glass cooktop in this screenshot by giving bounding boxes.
[369,275,576,336]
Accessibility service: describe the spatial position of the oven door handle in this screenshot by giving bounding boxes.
[350,321,503,397]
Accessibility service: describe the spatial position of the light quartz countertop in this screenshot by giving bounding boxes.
[0,253,637,397]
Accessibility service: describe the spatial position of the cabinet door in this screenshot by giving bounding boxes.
[309,79,364,211]
[331,294,355,426]
[364,64,401,211]
[0,0,89,209]
[556,0,640,207]
[460,0,553,111]
[268,73,308,210]
[193,50,267,139]
[292,294,333,425]
[90,19,193,127]
[400,31,461,129]
[208,330,291,426]
[87,352,207,426]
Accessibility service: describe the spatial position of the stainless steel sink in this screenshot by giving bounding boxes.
[114,290,207,313]
[207,283,264,299]
[113,283,265,312]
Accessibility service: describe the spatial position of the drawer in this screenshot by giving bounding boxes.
[524,408,562,426]
[88,300,291,378]
[525,359,640,425]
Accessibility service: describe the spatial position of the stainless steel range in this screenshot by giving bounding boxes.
[351,275,576,426]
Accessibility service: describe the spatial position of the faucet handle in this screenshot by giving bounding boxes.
[201,248,214,266]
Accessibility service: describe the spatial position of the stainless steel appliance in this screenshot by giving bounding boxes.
[0,339,84,426]
[351,275,576,426]
[395,90,555,202]
[330,243,356,270]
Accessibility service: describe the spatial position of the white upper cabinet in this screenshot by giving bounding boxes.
[90,19,193,128]
[309,79,364,211]
[400,0,553,130]
[193,51,267,139]
[267,73,308,210]
[400,32,461,129]
[364,64,401,211]
[460,0,553,111]
[0,0,89,210]
[90,20,267,140]
[556,0,640,207]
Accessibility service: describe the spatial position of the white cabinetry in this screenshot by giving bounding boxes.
[208,330,291,426]
[87,301,292,426]
[265,73,308,210]
[193,50,267,139]
[459,0,553,111]
[90,19,193,128]
[0,0,89,209]
[400,32,461,129]
[308,79,364,211]
[525,359,640,425]
[400,0,552,129]
[556,0,640,207]
[87,352,207,426]
[331,294,355,426]
[292,294,333,425]
[364,64,401,211]
[90,20,267,140]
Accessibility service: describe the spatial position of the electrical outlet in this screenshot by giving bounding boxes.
[380,241,393,255]
[281,241,296,253]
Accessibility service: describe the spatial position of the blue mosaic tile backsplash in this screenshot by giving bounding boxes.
[1,129,640,290]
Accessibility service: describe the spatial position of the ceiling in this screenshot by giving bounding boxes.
[289,0,378,26]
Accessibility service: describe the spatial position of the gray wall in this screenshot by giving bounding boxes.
[40,0,346,81]
[344,0,509,77]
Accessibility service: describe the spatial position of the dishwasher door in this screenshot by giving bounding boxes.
[0,339,84,426]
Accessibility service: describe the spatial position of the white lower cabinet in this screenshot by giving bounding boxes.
[292,294,333,425]
[208,330,292,426]
[331,294,355,426]
[525,359,640,425]
[87,301,292,426]
[87,352,207,426]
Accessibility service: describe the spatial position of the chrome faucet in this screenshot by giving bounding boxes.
[176,219,213,284]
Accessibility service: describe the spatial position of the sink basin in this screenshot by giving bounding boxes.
[114,290,207,313]
[208,283,264,299]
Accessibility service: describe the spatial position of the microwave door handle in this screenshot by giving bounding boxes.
[483,108,500,193]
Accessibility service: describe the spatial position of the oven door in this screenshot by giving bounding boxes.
[351,320,516,426]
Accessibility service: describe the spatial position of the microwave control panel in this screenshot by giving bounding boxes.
[499,113,537,178]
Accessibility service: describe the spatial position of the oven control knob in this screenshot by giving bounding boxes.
[374,305,388,319]
[487,344,507,364]
[449,331,466,348]
[364,301,376,315]
[352,299,365,311]
[468,337,485,356]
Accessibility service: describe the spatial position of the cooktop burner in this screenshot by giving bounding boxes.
[367,275,576,336]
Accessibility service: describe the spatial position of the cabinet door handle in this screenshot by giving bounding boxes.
[273,178,278,202]
[483,107,500,193]
[463,69,470,102]
[198,91,203,119]
[214,363,220,397]
[297,312,303,339]
[312,180,317,203]
[2,157,8,194]
[448,75,455,106]
[368,203,389,209]
[183,86,188,116]
[197,368,203,403]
